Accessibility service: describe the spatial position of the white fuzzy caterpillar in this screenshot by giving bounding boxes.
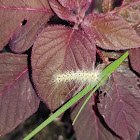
[53,69,114,102]
[50,68,113,106]
[53,69,100,85]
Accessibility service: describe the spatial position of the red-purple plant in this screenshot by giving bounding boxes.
[0,0,140,139]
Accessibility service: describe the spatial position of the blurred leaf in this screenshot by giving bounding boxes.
[102,0,114,13]
[118,0,140,27]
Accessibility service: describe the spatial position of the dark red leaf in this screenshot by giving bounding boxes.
[49,0,77,23]
[102,0,114,12]
[129,48,140,74]
[81,13,140,50]
[58,0,92,19]
[98,65,140,140]
[49,0,92,25]
[58,0,91,11]
[0,0,53,53]
[0,53,40,136]
[32,25,96,111]
[71,95,121,140]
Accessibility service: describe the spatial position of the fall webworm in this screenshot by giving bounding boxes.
[54,67,115,100]
[49,68,101,99]
[53,69,101,85]
[45,66,113,108]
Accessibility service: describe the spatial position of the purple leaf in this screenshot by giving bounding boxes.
[0,0,53,53]
[49,0,92,25]
[32,25,96,111]
[0,53,40,136]
[48,0,77,23]
[58,0,91,11]
[129,48,140,74]
[81,13,140,50]
[71,95,121,140]
[102,0,114,13]
[58,0,92,18]
[98,65,140,140]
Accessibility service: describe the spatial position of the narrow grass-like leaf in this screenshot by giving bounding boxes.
[23,51,129,140]
[72,51,129,124]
